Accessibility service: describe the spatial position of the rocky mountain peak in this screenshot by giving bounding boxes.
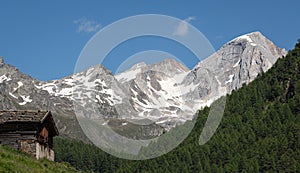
[227,31,287,55]
[86,64,113,76]
[68,64,113,84]
[228,31,262,44]
[209,31,287,67]
[146,59,189,77]
[116,58,189,83]
[128,62,147,71]
[150,58,188,70]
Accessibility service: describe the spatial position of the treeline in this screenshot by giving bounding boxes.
[54,40,300,172]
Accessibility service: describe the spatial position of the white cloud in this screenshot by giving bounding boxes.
[74,18,101,33]
[173,16,196,36]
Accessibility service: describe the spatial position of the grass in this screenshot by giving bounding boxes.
[0,144,81,173]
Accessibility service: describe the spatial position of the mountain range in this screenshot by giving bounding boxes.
[53,39,300,172]
[0,31,287,139]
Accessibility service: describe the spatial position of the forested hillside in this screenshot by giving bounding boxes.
[54,40,300,172]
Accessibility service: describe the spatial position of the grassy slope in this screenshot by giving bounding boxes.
[0,144,80,173]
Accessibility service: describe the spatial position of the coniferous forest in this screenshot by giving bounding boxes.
[54,40,300,172]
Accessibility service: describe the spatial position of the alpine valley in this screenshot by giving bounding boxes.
[0,31,287,140]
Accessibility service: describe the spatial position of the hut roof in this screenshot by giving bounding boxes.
[0,110,59,136]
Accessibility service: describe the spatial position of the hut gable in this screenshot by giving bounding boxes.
[0,110,59,161]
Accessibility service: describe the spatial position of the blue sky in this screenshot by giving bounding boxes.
[0,0,299,81]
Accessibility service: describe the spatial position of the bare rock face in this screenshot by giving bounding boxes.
[226,31,286,88]
[181,31,287,103]
[0,31,287,139]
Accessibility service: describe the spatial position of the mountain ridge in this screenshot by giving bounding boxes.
[0,31,287,139]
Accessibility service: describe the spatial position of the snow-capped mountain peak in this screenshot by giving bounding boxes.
[0,32,288,138]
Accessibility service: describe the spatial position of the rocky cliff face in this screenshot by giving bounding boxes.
[0,31,287,139]
[180,31,287,105]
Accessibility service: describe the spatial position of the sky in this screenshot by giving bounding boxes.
[0,0,299,81]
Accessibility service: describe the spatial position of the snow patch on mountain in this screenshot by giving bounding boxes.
[225,74,235,84]
[233,59,241,68]
[19,95,32,105]
[116,68,141,83]
[0,75,11,83]
[9,92,18,99]
[115,64,144,83]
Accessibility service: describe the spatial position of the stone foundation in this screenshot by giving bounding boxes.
[20,139,36,157]
[20,140,54,161]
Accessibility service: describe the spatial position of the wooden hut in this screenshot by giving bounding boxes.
[0,110,59,161]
